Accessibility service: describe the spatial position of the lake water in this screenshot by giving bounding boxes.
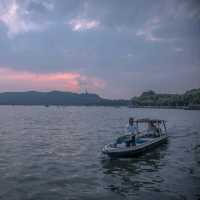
[0,106,199,200]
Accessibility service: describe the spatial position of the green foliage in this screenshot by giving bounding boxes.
[131,88,200,107]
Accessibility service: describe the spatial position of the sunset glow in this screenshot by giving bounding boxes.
[0,67,105,92]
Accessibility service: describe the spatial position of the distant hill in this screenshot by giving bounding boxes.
[1,88,199,108]
[131,88,200,108]
[0,91,129,106]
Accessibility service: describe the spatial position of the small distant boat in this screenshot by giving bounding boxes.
[102,119,168,158]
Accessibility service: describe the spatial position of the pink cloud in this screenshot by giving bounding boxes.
[0,67,106,92]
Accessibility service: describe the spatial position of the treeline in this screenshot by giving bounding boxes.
[0,88,200,107]
[131,88,200,107]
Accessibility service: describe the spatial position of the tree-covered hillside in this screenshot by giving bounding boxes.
[131,88,200,107]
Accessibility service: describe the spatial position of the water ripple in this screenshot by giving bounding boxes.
[0,106,199,200]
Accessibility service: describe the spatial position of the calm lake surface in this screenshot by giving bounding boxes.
[0,106,199,200]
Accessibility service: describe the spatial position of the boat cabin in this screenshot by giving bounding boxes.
[134,118,167,137]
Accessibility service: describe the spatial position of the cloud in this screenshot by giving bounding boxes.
[136,16,163,42]
[68,18,100,31]
[0,0,199,98]
[78,76,106,90]
[127,53,134,57]
[0,0,43,37]
[41,1,54,11]
[174,47,184,52]
[0,67,106,92]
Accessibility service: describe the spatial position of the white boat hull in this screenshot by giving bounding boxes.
[102,135,168,158]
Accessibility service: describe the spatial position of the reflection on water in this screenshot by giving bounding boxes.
[101,144,168,198]
[0,106,199,200]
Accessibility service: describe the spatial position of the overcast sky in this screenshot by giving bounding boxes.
[0,0,200,98]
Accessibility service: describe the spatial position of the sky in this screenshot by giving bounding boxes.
[0,0,200,99]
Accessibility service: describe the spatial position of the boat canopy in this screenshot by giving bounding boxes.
[134,118,166,123]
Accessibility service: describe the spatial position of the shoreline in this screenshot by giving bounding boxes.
[129,105,200,110]
[0,104,200,110]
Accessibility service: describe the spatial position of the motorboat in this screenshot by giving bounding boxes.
[102,118,168,158]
